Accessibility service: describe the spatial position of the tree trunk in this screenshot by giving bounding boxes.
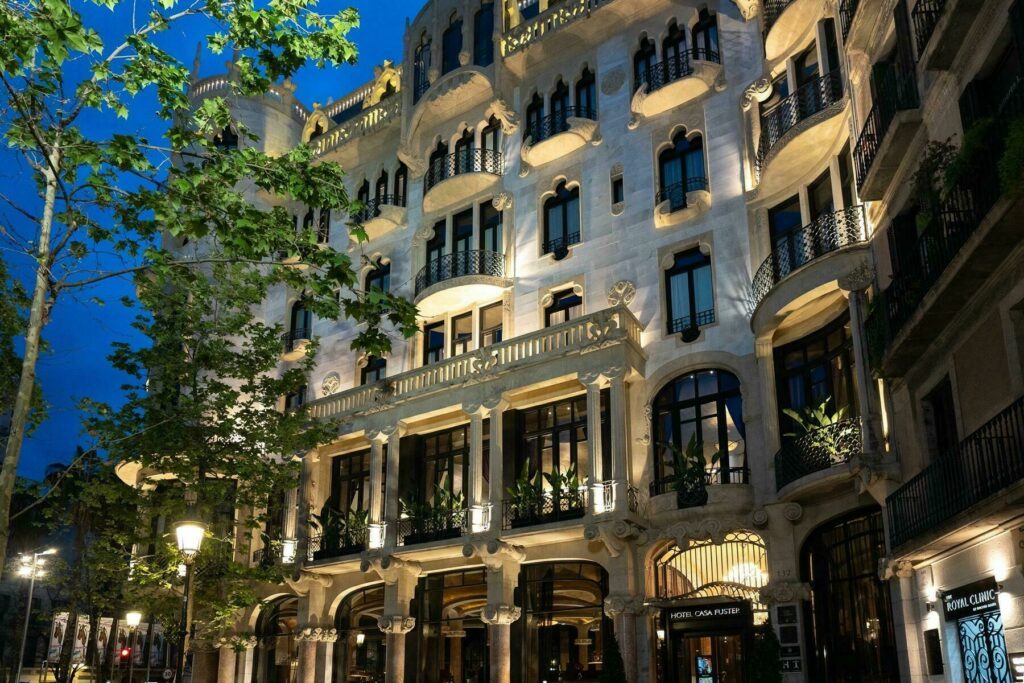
[0,143,60,581]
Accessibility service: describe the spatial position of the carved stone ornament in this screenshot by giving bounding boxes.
[751,509,769,528]
[837,258,875,292]
[581,314,628,355]
[397,143,427,178]
[636,404,653,446]
[488,99,520,135]
[295,626,339,643]
[584,520,649,557]
[412,224,436,245]
[758,581,811,606]
[878,558,914,581]
[606,280,637,307]
[600,68,626,96]
[481,605,522,625]
[627,84,648,130]
[603,594,647,618]
[320,372,341,396]
[377,615,416,634]
[458,50,471,67]
[491,192,514,211]
[730,0,760,20]
[782,503,803,523]
[741,79,772,111]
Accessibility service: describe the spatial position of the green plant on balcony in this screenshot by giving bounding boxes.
[310,504,346,557]
[401,476,465,541]
[662,434,718,508]
[543,463,585,513]
[506,461,544,523]
[911,138,958,232]
[783,399,859,463]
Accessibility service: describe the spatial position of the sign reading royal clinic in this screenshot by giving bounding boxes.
[942,577,1000,622]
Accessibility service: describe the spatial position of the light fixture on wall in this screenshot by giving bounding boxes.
[355,632,365,646]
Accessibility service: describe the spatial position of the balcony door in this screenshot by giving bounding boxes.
[768,194,805,280]
[452,208,474,278]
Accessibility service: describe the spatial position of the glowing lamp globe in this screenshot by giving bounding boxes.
[126,611,143,628]
[174,518,207,561]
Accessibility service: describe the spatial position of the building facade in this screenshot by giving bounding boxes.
[123,0,1024,680]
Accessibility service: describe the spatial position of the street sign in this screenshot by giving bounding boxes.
[163,669,174,680]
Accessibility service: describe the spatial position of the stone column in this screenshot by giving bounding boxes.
[315,629,338,683]
[466,540,525,683]
[755,337,781,484]
[384,425,403,549]
[297,450,320,563]
[296,635,316,683]
[464,402,488,514]
[845,286,884,455]
[367,424,403,549]
[580,371,606,492]
[882,560,929,683]
[216,643,236,683]
[486,397,507,523]
[367,430,387,526]
[465,398,506,532]
[236,636,258,683]
[605,366,629,512]
[361,557,423,683]
[604,595,644,683]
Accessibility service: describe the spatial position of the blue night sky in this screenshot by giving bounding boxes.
[4,0,423,480]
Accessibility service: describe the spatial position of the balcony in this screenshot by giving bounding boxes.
[750,206,869,335]
[853,66,922,200]
[756,71,847,194]
[501,0,620,57]
[762,0,823,62]
[501,489,588,530]
[542,231,581,259]
[251,539,298,568]
[774,418,862,496]
[311,97,402,160]
[305,305,645,422]
[353,194,407,241]
[630,49,723,127]
[414,250,510,318]
[280,326,311,361]
[306,526,368,562]
[521,106,600,170]
[887,395,1024,554]
[422,149,503,214]
[911,0,986,71]
[654,177,711,228]
[397,508,466,546]
[647,468,753,519]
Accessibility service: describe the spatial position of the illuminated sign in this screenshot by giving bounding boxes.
[942,577,1000,622]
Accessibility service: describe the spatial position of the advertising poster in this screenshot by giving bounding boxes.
[71,615,90,664]
[47,613,69,662]
[149,623,167,668]
[133,624,148,666]
[95,618,113,665]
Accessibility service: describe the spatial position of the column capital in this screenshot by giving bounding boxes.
[579,370,605,387]
[360,555,423,584]
[215,633,258,650]
[481,604,522,625]
[463,539,526,570]
[295,626,339,643]
[837,259,875,293]
[601,365,627,382]
[603,594,646,617]
[377,615,416,634]
[366,423,405,442]
[879,558,915,581]
[463,396,509,416]
[758,581,811,606]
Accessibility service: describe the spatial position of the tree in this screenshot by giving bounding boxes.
[600,631,626,683]
[0,0,418,576]
[749,622,783,683]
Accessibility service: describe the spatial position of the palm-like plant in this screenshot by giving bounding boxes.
[783,399,859,462]
[660,434,718,507]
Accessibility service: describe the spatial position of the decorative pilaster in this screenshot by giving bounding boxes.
[840,274,884,457]
[465,540,525,683]
[366,424,403,549]
[361,556,422,683]
[605,366,629,511]
[579,371,606,489]
[755,338,781,471]
[604,595,645,683]
[216,643,236,683]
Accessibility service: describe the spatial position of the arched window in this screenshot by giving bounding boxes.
[575,68,596,119]
[473,1,494,67]
[542,181,581,257]
[525,92,545,142]
[356,179,370,206]
[665,248,714,336]
[442,13,463,74]
[481,115,501,156]
[374,170,388,202]
[652,369,746,496]
[289,300,312,341]
[653,531,768,614]
[333,585,386,683]
[454,128,474,174]
[428,140,450,188]
[393,162,408,205]
[364,258,390,293]
[309,120,325,140]
[252,597,299,683]
[801,509,899,682]
[658,131,706,211]
[360,356,387,385]
[413,34,432,102]
[692,9,720,58]
[663,20,688,70]
[551,79,570,134]
[633,36,657,89]
[212,127,238,151]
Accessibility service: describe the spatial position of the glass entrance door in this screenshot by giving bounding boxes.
[671,632,745,683]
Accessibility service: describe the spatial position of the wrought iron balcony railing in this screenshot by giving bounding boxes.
[638,48,722,92]
[751,205,865,307]
[911,0,946,55]
[667,308,716,335]
[888,394,1024,549]
[353,194,406,223]
[424,149,504,193]
[757,70,844,170]
[251,540,298,567]
[502,488,589,529]
[762,0,797,32]
[525,105,597,144]
[414,249,505,296]
[281,326,312,353]
[839,0,860,38]
[542,231,581,257]
[853,65,920,189]
[655,176,709,212]
[397,508,466,546]
[649,466,750,509]
[774,418,862,491]
[305,525,368,561]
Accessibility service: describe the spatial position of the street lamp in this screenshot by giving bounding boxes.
[15,549,57,683]
[173,515,206,683]
[125,611,143,683]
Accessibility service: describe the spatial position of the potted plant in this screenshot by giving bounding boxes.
[506,461,544,527]
[310,504,345,561]
[782,399,860,465]
[661,434,715,509]
[543,463,585,519]
[401,476,465,544]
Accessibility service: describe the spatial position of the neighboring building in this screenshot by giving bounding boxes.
[118,0,1024,680]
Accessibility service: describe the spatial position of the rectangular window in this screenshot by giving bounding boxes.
[612,176,624,205]
[420,424,470,502]
[330,450,372,516]
[424,322,445,365]
[480,202,503,252]
[545,289,582,327]
[480,303,503,346]
[922,377,958,461]
[808,169,834,220]
[284,385,307,411]
[360,356,387,385]
[665,249,714,334]
[451,312,473,357]
[839,147,855,209]
[517,393,607,483]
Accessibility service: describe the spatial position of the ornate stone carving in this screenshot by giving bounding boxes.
[320,372,341,396]
[481,605,522,625]
[606,280,637,307]
[741,79,772,111]
[627,84,648,130]
[363,60,401,109]
[360,555,423,584]
[488,99,520,134]
[783,503,803,523]
[295,626,339,642]
[584,519,649,556]
[603,594,646,617]
[458,50,471,67]
[879,559,914,581]
[837,258,875,292]
[600,68,626,96]
[751,509,769,528]
[463,538,526,569]
[758,581,811,605]
[412,223,436,245]
[664,519,729,547]
[581,316,628,355]
[636,404,653,446]
[397,143,426,178]
[377,615,416,634]
[730,0,760,20]
[491,192,513,211]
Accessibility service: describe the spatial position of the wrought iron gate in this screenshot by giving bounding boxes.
[957,610,1012,683]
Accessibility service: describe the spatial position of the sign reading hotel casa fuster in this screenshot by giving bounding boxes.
[942,577,1000,621]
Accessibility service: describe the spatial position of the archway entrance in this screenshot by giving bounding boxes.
[252,597,299,683]
[652,532,769,683]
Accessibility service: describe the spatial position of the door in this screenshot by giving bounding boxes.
[672,632,745,683]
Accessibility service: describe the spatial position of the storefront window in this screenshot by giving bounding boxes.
[334,585,386,683]
[252,598,299,683]
[413,568,490,683]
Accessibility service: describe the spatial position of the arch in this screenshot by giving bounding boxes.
[301,111,330,143]
[252,596,299,683]
[441,12,464,75]
[289,299,312,336]
[413,32,432,102]
[541,180,581,257]
[633,34,658,89]
[651,531,768,616]
[333,583,386,683]
[657,128,707,211]
[473,1,495,67]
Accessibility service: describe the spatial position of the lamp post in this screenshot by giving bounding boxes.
[173,515,206,683]
[125,611,143,683]
[15,549,57,683]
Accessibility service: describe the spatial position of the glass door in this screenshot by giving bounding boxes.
[672,632,746,683]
